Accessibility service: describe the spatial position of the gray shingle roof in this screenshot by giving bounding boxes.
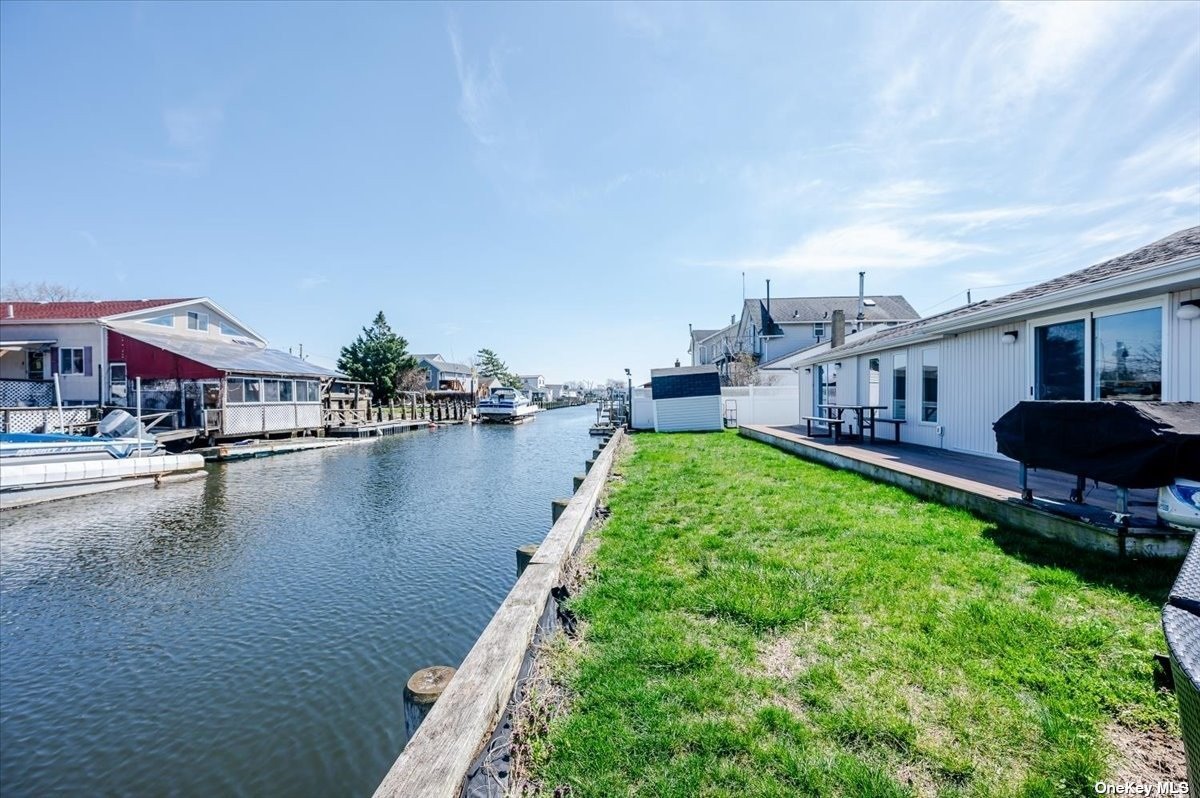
[420,357,471,374]
[766,295,919,323]
[813,225,1200,359]
[690,328,720,346]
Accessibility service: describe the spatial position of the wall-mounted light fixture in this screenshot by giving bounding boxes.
[1177,300,1200,321]
[1001,330,1019,345]
[803,367,811,374]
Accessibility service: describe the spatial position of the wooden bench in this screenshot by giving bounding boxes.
[869,417,905,444]
[802,416,844,443]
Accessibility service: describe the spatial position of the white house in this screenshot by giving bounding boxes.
[519,374,545,393]
[787,227,1200,457]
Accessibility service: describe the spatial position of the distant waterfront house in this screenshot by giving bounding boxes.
[0,297,340,437]
[691,295,919,383]
[415,354,474,393]
[520,374,545,394]
[475,375,502,399]
[787,227,1200,457]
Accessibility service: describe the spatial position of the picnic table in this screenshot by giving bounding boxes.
[816,404,891,443]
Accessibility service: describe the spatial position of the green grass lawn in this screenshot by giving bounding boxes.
[523,431,1181,797]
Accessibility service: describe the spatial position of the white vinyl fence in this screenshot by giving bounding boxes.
[720,386,800,427]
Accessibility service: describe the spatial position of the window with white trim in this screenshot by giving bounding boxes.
[187,311,209,331]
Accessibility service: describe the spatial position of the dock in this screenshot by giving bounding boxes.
[194,438,349,462]
[327,419,440,438]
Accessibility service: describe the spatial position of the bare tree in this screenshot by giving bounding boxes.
[726,352,767,386]
[396,367,429,394]
[0,281,90,301]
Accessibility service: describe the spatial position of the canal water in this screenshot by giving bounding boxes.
[0,404,596,797]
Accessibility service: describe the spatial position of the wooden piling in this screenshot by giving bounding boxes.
[573,474,585,491]
[585,458,596,473]
[516,543,539,576]
[404,666,456,742]
[551,498,570,524]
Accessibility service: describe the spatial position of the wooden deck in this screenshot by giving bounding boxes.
[741,424,1191,558]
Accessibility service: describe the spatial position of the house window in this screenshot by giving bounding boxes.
[27,351,45,380]
[227,377,261,403]
[921,349,939,423]
[297,380,319,402]
[1093,307,1161,401]
[813,322,825,339]
[59,347,86,375]
[1035,319,1085,400]
[218,319,240,335]
[187,311,209,331]
[892,354,906,420]
[143,314,174,327]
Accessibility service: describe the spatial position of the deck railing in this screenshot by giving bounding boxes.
[0,378,54,407]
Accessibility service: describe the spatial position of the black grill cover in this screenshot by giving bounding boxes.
[993,401,1200,488]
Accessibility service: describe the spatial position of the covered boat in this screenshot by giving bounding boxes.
[0,410,160,463]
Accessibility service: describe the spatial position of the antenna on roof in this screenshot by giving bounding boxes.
[741,271,745,304]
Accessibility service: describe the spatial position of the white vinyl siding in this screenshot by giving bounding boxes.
[653,396,722,432]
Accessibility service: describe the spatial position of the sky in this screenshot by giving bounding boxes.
[1,1,1198,384]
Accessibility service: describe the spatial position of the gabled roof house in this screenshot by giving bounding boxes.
[788,227,1200,457]
[690,294,919,381]
[0,297,339,438]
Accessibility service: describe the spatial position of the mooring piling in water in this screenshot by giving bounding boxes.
[585,458,596,473]
[551,498,570,524]
[573,475,585,492]
[404,666,456,741]
[515,544,539,576]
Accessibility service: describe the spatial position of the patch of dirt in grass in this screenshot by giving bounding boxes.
[894,762,939,798]
[1106,721,1187,783]
[759,635,816,681]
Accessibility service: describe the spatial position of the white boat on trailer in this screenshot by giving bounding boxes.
[476,387,540,424]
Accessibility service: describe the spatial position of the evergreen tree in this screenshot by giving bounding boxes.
[337,312,417,404]
[476,348,526,392]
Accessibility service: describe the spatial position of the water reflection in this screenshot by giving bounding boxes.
[0,405,594,797]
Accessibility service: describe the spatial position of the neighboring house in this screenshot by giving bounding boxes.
[0,297,340,437]
[789,226,1200,457]
[415,354,474,392]
[476,375,502,399]
[691,295,919,381]
[520,374,545,394]
[544,383,565,401]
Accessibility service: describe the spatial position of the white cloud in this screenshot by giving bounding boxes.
[297,275,329,290]
[1117,127,1200,184]
[447,19,507,146]
[926,204,1056,231]
[854,179,946,210]
[701,224,985,273]
[163,103,223,150]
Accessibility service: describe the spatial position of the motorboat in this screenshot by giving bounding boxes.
[0,410,160,463]
[476,387,539,424]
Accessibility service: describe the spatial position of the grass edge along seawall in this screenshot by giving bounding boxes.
[515,430,1182,797]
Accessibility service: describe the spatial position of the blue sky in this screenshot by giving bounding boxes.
[2,2,1198,383]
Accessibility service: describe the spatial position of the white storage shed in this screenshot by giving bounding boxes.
[650,366,723,432]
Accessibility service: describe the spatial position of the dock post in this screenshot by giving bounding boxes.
[585,458,596,473]
[551,498,570,523]
[573,474,585,492]
[516,543,539,576]
[593,448,601,459]
[404,666,456,742]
